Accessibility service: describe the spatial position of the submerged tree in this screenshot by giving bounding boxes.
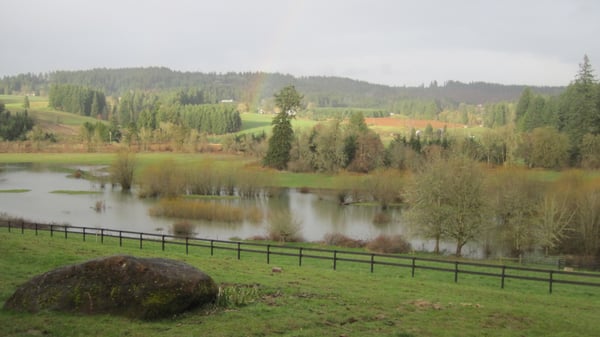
[406,155,487,256]
[263,86,303,170]
[110,149,137,191]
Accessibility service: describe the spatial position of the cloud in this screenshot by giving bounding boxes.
[0,0,598,86]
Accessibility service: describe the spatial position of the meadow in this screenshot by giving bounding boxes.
[1,229,600,337]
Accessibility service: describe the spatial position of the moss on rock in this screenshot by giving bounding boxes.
[3,255,218,320]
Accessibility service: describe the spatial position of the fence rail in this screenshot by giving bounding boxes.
[2,220,600,294]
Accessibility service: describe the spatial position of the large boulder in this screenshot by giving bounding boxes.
[3,255,218,319]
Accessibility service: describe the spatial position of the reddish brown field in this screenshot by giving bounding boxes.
[365,117,465,130]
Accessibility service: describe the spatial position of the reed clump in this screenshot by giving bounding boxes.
[150,199,244,222]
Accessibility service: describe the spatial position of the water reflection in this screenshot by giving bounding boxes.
[0,165,403,241]
[0,164,481,257]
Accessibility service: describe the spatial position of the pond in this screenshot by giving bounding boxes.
[0,164,481,257]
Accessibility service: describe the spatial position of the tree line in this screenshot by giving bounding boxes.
[1,67,563,113]
[48,84,107,118]
[406,155,600,259]
[0,102,33,141]
[514,55,600,167]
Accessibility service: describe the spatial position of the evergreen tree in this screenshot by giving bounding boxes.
[263,86,303,170]
[515,88,532,130]
[558,55,598,163]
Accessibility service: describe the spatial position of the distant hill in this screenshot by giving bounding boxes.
[0,67,564,108]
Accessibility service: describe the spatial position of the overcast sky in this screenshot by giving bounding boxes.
[1,0,598,87]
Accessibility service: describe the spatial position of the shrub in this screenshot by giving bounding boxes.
[366,234,412,254]
[267,210,303,242]
[93,200,105,212]
[323,233,366,248]
[298,186,310,194]
[109,149,136,191]
[171,221,195,237]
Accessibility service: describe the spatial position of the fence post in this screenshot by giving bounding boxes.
[186,237,189,255]
[21,221,24,234]
[501,266,506,289]
[64,226,67,239]
[162,235,165,251]
[119,231,122,247]
[139,233,143,249]
[411,257,416,277]
[267,245,271,264]
[83,228,86,242]
[454,261,459,283]
[333,250,337,270]
[50,224,54,237]
[35,223,38,236]
[370,254,375,273]
[299,247,303,267]
[237,242,241,260]
[210,240,214,256]
[549,271,554,294]
[558,257,565,270]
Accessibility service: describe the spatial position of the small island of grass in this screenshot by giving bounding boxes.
[0,189,30,193]
[50,190,102,195]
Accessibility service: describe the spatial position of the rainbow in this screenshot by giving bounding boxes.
[247,2,306,112]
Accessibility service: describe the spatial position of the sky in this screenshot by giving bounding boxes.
[1,0,599,87]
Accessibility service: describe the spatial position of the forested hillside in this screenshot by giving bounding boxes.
[0,68,564,109]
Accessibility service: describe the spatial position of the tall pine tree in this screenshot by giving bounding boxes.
[558,55,599,163]
[263,86,303,170]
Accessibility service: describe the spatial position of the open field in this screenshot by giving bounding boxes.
[1,229,600,337]
[0,152,349,189]
[0,94,101,136]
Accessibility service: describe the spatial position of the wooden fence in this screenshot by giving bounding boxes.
[2,220,600,294]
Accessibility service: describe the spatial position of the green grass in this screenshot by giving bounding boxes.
[0,94,104,128]
[1,229,600,337]
[238,113,318,136]
[239,113,272,133]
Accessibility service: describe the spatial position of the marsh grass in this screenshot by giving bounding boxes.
[149,198,244,222]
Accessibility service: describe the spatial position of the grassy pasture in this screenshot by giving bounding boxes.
[1,229,600,337]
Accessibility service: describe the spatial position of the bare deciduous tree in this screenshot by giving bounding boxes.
[406,156,487,256]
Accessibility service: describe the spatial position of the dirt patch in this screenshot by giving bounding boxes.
[365,117,465,130]
[409,299,444,310]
